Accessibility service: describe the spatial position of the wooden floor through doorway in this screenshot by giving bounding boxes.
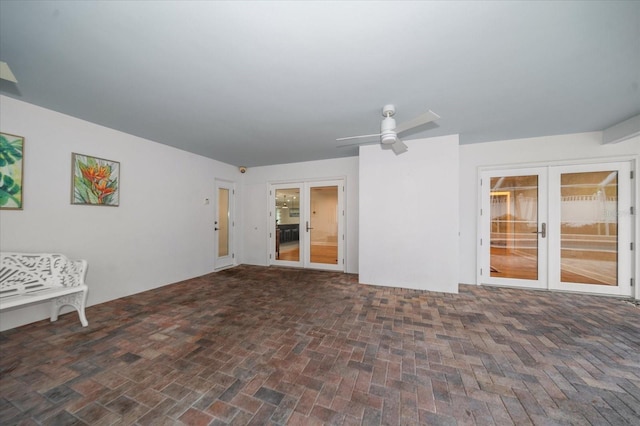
[278,243,338,264]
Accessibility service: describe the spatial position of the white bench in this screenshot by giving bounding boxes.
[0,252,89,327]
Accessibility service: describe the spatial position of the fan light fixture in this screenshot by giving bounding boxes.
[381,133,397,145]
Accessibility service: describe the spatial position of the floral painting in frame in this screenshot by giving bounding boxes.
[71,153,120,206]
[0,132,24,210]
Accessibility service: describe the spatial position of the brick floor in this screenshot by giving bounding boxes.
[1,265,639,425]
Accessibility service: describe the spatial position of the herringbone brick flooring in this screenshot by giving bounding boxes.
[1,265,639,425]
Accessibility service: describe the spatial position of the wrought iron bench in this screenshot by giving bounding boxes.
[0,253,89,327]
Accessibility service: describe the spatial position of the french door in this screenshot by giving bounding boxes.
[480,168,548,289]
[269,179,344,271]
[480,161,633,296]
[214,180,235,270]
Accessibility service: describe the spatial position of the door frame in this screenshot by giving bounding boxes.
[304,179,345,271]
[268,177,346,272]
[477,157,636,297]
[214,179,235,270]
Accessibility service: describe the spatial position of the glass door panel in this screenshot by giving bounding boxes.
[309,186,339,265]
[214,180,234,270]
[560,171,617,285]
[480,168,547,289]
[218,188,229,257]
[273,186,301,266]
[490,175,539,280]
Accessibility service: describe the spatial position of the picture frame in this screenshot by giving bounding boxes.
[0,132,25,210]
[71,153,120,206]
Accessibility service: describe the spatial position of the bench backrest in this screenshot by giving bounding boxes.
[0,253,87,295]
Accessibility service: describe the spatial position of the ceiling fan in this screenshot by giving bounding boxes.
[336,105,440,155]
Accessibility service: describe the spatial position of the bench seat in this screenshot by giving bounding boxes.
[0,253,89,327]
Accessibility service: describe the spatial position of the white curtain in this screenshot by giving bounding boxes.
[561,194,616,227]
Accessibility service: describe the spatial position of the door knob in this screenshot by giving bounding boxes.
[306,221,313,232]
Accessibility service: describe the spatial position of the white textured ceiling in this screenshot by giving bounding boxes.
[1,1,638,167]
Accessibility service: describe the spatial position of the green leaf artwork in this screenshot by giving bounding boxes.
[0,132,24,209]
[72,153,120,206]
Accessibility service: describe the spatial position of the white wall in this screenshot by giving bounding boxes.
[0,96,241,330]
[4,95,636,332]
[458,132,640,299]
[240,157,359,273]
[359,135,460,293]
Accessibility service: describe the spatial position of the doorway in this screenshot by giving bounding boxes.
[269,179,345,271]
[479,161,633,296]
[214,179,235,270]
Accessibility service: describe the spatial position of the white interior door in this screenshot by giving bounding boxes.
[480,162,633,296]
[269,179,345,271]
[480,168,548,289]
[214,180,235,270]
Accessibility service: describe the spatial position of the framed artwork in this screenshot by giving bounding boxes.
[71,153,120,206]
[0,132,24,210]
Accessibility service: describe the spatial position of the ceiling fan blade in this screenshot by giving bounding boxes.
[395,110,440,134]
[336,133,381,142]
[0,61,17,83]
[337,140,380,148]
[391,139,408,155]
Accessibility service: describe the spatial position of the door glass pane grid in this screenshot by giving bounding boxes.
[275,188,300,262]
[560,171,618,285]
[490,175,538,280]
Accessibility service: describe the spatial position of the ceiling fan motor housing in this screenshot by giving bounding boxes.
[380,115,397,145]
